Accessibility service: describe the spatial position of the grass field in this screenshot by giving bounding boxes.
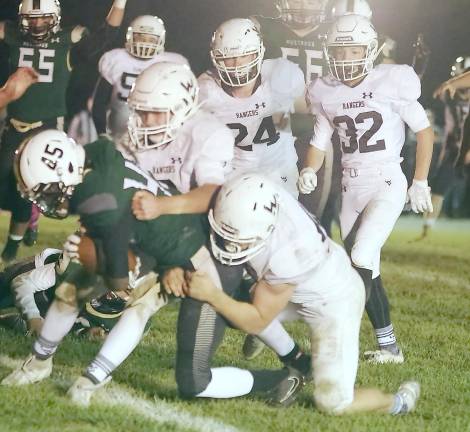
[0,213,469,432]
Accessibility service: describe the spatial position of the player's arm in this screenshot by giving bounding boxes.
[186,271,295,335]
[92,77,113,135]
[0,68,39,110]
[298,106,333,194]
[434,70,470,100]
[413,126,434,181]
[69,0,128,68]
[132,184,219,220]
[0,21,5,40]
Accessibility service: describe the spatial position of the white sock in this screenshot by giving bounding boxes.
[94,304,150,372]
[257,319,295,357]
[33,300,79,358]
[196,367,254,398]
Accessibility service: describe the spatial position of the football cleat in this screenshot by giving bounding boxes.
[266,367,305,407]
[364,348,404,364]
[394,381,421,414]
[23,227,39,246]
[242,335,265,360]
[1,354,52,386]
[67,375,112,407]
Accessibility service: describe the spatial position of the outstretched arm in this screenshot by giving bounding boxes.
[0,68,39,110]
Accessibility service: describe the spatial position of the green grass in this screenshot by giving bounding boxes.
[0,213,469,432]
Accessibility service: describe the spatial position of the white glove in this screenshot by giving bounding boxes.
[407,179,433,213]
[297,167,318,194]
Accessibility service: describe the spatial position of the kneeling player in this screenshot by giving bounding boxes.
[187,173,420,415]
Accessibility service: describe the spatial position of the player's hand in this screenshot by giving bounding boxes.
[407,179,433,213]
[4,67,39,102]
[433,80,456,100]
[184,270,218,302]
[27,317,43,337]
[132,190,162,220]
[297,167,318,194]
[162,267,187,298]
[63,232,82,261]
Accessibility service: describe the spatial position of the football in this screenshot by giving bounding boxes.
[78,234,137,274]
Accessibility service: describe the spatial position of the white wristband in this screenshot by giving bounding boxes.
[412,179,428,187]
[113,0,127,8]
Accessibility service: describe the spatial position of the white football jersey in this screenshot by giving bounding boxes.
[98,48,188,137]
[248,188,351,303]
[307,64,430,169]
[120,110,234,193]
[198,58,305,171]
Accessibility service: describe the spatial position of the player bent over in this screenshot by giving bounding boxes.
[187,173,420,415]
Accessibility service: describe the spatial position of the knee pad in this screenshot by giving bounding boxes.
[350,243,374,270]
[314,380,352,414]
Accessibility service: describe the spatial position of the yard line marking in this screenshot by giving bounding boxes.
[0,355,241,432]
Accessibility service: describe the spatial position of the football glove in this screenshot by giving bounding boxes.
[407,179,433,213]
[297,167,318,194]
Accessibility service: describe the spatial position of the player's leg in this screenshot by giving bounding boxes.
[0,126,29,263]
[305,265,419,415]
[24,205,41,247]
[349,172,407,363]
[67,272,166,405]
[176,253,303,403]
[1,283,80,386]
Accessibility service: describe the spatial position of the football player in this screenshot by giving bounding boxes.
[420,56,470,237]
[186,173,421,415]
[298,15,434,363]
[0,246,141,339]
[0,67,38,110]
[92,15,188,141]
[0,0,127,263]
[251,1,340,233]
[122,61,234,218]
[196,18,305,198]
[329,0,372,20]
[2,130,304,408]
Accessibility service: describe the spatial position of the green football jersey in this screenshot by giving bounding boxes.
[256,16,327,84]
[71,137,208,271]
[3,21,75,123]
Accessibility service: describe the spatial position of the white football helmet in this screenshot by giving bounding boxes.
[210,18,265,87]
[18,0,61,42]
[208,174,280,265]
[276,0,329,27]
[325,14,379,81]
[125,15,166,59]
[330,0,372,20]
[14,129,85,219]
[127,62,199,151]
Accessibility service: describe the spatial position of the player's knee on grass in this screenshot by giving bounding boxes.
[175,359,212,399]
[314,379,353,415]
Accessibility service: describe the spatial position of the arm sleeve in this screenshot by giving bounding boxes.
[194,126,234,186]
[92,77,113,134]
[13,264,56,319]
[69,23,120,68]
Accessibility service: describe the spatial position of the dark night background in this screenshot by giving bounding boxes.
[0,0,469,119]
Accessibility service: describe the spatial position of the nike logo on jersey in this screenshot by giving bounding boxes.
[342,101,365,110]
[362,92,373,99]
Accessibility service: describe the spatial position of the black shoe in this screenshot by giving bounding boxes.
[282,352,313,382]
[1,239,20,264]
[0,312,28,335]
[23,227,38,247]
[266,367,305,407]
